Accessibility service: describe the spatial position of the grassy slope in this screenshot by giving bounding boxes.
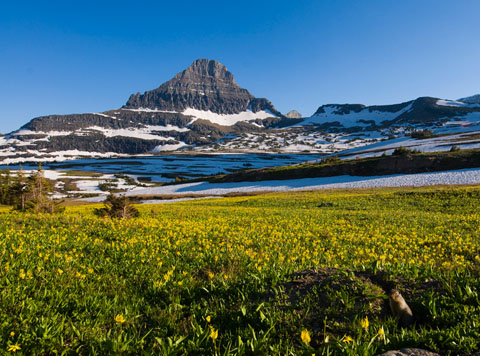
[0,186,479,355]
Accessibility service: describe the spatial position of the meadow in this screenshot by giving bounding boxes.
[0,186,479,355]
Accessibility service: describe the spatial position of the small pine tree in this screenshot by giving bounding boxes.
[94,193,139,219]
[0,169,11,205]
[11,168,29,210]
[13,165,64,213]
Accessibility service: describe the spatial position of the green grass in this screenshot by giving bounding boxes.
[0,186,479,355]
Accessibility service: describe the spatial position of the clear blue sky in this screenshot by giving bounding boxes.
[1,0,479,133]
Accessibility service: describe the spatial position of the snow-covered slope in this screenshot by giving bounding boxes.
[183,108,276,126]
[301,103,413,128]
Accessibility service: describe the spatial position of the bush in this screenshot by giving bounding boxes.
[450,145,461,152]
[411,129,435,139]
[320,155,340,165]
[98,180,118,192]
[94,193,139,219]
[392,146,420,156]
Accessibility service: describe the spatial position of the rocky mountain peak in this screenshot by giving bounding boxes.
[285,110,302,119]
[174,59,235,83]
[123,59,281,115]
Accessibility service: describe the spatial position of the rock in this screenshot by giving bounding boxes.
[377,348,440,356]
[285,110,302,119]
[123,58,282,116]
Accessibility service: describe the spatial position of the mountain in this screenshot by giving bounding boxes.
[458,94,480,105]
[1,59,287,162]
[1,59,480,163]
[124,59,281,117]
[285,110,302,119]
[302,97,480,131]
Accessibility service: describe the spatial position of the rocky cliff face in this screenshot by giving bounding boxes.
[124,59,280,115]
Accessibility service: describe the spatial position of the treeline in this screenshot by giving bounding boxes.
[0,166,64,213]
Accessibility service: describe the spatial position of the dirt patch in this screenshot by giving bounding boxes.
[274,267,444,346]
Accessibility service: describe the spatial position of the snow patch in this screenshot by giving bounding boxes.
[125,168,480,197]
[152,142,188,152]
[121,108,178,113]
[90,112,118,119]
[183,108,277,126]
[84,125,188,140]
[436,99,480,109]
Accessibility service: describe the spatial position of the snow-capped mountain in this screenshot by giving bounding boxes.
[1,58,480,164]
[0,59,289,162]
[301,97,480,130]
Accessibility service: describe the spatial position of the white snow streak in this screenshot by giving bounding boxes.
[125,168,480,197]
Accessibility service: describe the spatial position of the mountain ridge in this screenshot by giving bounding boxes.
[1,59,480,163]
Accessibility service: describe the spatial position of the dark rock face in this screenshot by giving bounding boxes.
[21,111,192,132]
[124,59,280,115]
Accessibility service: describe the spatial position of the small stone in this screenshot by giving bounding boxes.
[376,348,440,356]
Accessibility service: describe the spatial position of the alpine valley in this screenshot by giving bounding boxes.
[1,59,480,164]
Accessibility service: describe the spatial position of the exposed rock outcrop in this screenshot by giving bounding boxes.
[124,59,281,115]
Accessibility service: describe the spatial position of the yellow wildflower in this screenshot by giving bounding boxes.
[57,268,63,275]
[7,343,21,352]
[343,335,353,343]
[206,315,211,323]
[360,316,369,329]
[209,327,218,341]
[115,314,126,324]
[301,329,311,345]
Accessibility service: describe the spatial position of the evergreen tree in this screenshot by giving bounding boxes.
[0,169,11,205]
[9,165,64,213]
[11,168,29,210]
[94,193,139,219]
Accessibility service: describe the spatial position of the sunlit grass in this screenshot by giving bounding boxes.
[0,186,479,354]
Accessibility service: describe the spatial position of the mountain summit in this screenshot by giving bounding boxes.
[124,59,279,115]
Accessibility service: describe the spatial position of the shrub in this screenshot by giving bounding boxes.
[392,146,420,156]
[320,155,340,164]
[94,193,139,219]
[411,129,435,139]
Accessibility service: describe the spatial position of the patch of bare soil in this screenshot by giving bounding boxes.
[274,267,444,347]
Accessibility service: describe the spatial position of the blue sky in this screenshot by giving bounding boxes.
[1,0,479,133]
